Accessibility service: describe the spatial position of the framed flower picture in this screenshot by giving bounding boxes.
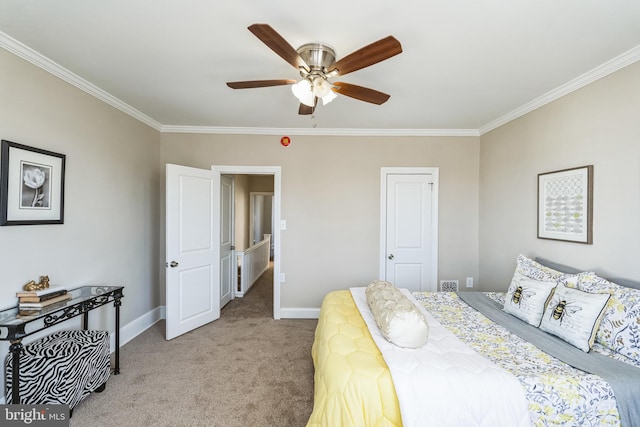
[1,140,66,225]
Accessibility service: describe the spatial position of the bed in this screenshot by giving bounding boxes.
[306,256,640,427]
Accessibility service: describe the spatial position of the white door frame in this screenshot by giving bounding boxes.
[212,165,282,319]
[379,167,439,290]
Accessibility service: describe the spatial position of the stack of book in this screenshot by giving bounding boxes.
[16,286,71,313]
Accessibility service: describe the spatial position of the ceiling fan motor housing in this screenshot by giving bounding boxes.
[296,43,336,75]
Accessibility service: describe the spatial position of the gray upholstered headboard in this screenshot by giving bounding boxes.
[535,257,640,290]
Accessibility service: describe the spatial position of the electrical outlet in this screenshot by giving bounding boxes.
[466,277,473,288]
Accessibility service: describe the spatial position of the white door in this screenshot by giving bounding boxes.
[219,175,234,308]
[381,169,438,292]
[166,164,220,340]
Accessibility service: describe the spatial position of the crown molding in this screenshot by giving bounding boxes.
[0,31,163,131]
[1,30,471,138]
[479,44,640,135]
[2,28,637,139]
[160,125,480,137]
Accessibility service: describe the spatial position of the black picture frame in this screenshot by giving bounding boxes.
[537,165,593,244]
[1,140,66,225]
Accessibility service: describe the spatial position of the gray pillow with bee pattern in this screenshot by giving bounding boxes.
[539,282,611,352]
[503,271,557,326]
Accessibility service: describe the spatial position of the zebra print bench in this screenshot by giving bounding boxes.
[5,330,110,412]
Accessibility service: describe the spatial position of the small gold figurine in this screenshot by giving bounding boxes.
[23,275,51,291]
[39,275,50,289]
[23,280,38,291]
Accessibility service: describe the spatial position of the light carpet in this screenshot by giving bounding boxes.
[70,267,317,427]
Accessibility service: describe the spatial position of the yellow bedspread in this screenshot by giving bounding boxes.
[306,290,402,427]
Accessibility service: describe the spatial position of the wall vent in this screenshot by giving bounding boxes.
[440,280,459,292]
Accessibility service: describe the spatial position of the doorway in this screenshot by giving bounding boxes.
[212,166,282,319]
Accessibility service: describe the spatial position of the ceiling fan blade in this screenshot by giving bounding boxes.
[248,23,309,71]
[328,36,402,76]
[331,82,390,105]
[298,97,318,115]
[298,104,313,115]
[226,79,296,89]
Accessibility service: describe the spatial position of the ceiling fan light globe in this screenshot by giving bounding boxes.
[292,80,315,107]
[312,77,331,98]
[321,91,338,105]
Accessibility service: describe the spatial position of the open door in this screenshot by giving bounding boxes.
[219,175,234,308]
[166,164,221,340]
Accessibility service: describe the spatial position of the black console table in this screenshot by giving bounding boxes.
[0,285,124,404]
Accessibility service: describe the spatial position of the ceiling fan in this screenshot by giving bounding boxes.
[226,24,403,115]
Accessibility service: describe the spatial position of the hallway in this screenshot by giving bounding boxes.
[222,261,274,318]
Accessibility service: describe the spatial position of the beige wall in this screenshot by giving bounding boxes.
[479,61,640,289]
[0,49,160,359]
[8,34,635,329]
[0,43,480,329]
[160,134,480,308]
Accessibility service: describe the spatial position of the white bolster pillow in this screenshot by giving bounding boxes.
[365,280,429,348]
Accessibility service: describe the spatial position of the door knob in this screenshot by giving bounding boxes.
[388,254,394,260]
[169,261,179,268]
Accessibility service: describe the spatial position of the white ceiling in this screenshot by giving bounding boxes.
[0,1,639,134]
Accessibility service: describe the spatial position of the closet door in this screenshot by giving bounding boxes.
[381,168,438,292]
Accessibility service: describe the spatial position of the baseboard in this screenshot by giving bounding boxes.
[156,305,318,319]
[278,308,320,319]
[113,306,164,350]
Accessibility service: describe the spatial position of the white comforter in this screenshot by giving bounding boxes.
[350,287,531,427]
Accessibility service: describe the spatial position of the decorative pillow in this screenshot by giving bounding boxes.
[503,271,556,326]
[365,280,429,348]
[515,254,564,281]
[567,271,620,293]
[566,272,640,363]
[539,283,611,352]
[555,272,585,290]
